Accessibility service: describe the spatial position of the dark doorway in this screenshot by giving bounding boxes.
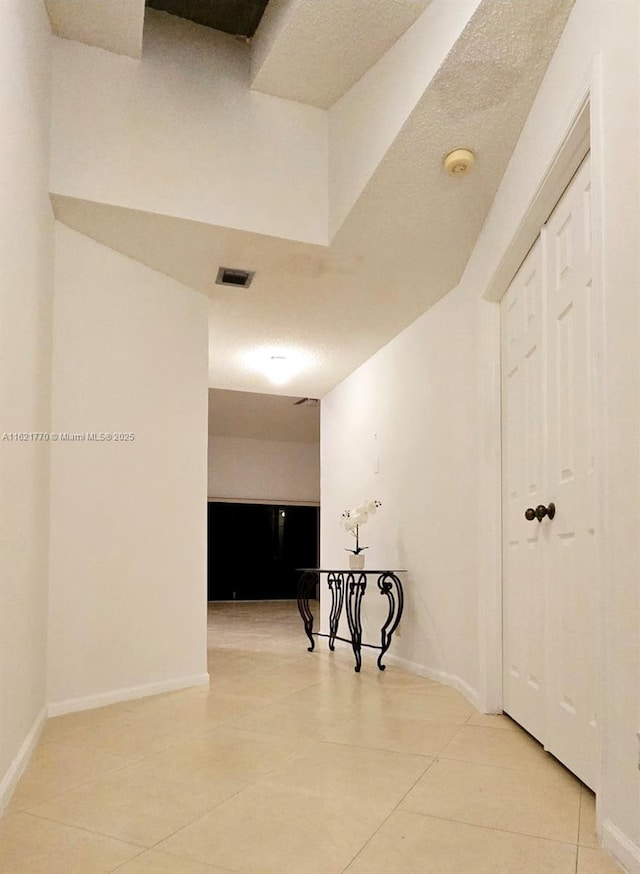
[207,502,318,600]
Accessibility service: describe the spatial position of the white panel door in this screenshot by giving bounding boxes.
[543,156,598,787]
[501,238,548,744]
[501,155,597,787]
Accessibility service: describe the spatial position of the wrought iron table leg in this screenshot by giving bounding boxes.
[376,572,404,670]
[327,572,344,651]
[345,571,367,672]
[297,571,317,652]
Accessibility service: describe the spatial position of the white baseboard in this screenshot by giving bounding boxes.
[47,672,210,718]
[326,638,480,710]
[0,706,47,815]
[383,653,480,709]
[602,820,640,874]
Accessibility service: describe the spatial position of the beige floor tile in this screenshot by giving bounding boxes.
[358,667,435,690]
[577,846,625,873]
[400,757,581,843]
[579,787,600,848]
[283,675,383,711]
[0,811,141,874]
[40,701,140,744]
[440,724,556,771]
[127,685,272,727]
[264,740,432,805]
[467,712,521,731]
[27,755,245,847]
[207,663,264,684]
[384,676,469,696]
[378,687,476,723]
[290,682,366,706]
[209,668,320,701]
[7,739,136,812]
[324,714,462,757]
[273,687,377,729]
[137,724,304,784]
[211,651,307,674]
[114,850,234,873]
[314,655,432,686]
[344,811,578,874]
[207,649,260,669]
[158,781,391,874]
[223,696,345,740]
[41,702,218,760]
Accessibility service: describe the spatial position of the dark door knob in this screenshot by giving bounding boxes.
[525,503,556,522]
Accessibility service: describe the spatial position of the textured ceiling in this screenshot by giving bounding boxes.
[45,0,145,58]
[50,0,574,399]
[251,0,432,109]
[51,195,383,398]
[209,389,319,442]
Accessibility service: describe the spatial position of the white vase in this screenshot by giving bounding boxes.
[349,553,365,571]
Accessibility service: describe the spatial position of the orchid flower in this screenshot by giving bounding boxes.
[340,500,382,554]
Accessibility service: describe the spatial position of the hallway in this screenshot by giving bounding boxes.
[1,601,622,873]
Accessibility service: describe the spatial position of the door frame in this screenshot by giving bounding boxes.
[477,68,607,796]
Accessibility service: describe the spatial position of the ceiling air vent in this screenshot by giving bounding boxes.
[216,267,255,288]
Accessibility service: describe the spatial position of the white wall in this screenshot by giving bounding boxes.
[208,436,319,505]
[321,284,481,698]
[594,3,640,863]
[50,10,328,245]
[47,224,210,712]
[0,0,54,810]
[321,1,640,869]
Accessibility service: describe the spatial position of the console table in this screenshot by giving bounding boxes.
[296,569,405,672]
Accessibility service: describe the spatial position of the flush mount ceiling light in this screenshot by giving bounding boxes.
[444,148,475,176]
[242,346,317,386]
[266,356,291,386]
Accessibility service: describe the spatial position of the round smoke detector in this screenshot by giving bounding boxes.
[444,148,475,177]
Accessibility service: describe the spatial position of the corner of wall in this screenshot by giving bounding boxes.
[601,821,640,874]
[0,707,47,816]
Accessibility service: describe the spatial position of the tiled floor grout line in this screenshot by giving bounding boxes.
[432,751,570,773]
[334,723,471,874]
[9,752,148,815]
[108,844,241,874]
[423,722,585,854]
[24,762,265,869]
[14,704,316,856]
[336,716,587,861]
[106,845,149,874]
[338,754,439,874]
[39,715,131,747]
[392,808,584,850]
[143,780,254,857]
[20,808,147,849]
[576,789,583,874]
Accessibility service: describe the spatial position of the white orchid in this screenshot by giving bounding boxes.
[340,500,382,554]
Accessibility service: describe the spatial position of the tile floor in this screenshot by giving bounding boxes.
[1,601,624,874]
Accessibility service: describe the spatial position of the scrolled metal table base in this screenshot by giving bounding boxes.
[296,569,405,672]
[297,571,317,652]
[376,572,405,671]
